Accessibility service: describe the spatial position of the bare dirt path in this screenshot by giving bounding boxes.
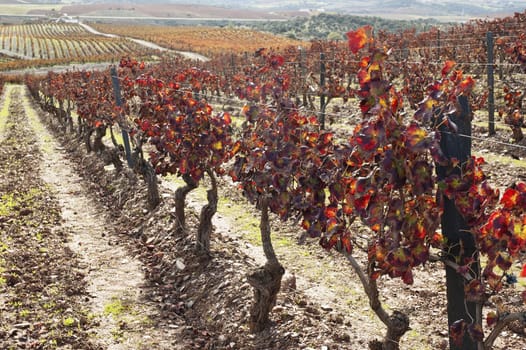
[1,84,100,349]
[7,83,182,349]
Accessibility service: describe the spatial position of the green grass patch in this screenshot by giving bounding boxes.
[100,295,153,343]
[403,329,431,349]
[0,193,17,216]
[105,127,125,146]
[274,235,296,249]
[217,196,261,243]
[0,241,8,254]
[0,260,6,285]
[103,297,129,318]
[0,188,44,217]
[42,301,55,310]
[62,317,76,327]
[21,91,57,153]
[10,300,23,308]
[479,152,526,168]
[0,85,12,137]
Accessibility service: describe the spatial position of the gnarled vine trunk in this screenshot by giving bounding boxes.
[137,158,160,210]
[92,125,106,153]
[131,146,161,209]
[101,147,123,172]
[57,100,67,131]
[196,168,217,254]
[84,126,93,152]
[346,254,410,350]
[77,115,84,136]
[510,125,524,143]
[367,279,410,350]
[66,100,74,133]
[174,173,198,235]
[247,196,284,333]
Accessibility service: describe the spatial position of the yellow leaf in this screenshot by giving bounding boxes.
[212,141,222,151]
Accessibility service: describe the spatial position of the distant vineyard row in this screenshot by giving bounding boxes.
[90,23,304,55]
[0,23,158,71]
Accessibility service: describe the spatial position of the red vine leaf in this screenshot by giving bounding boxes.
[501,188,519,208]
[405,123,428,151]
[457,76,475,94]
[442,60,456,77]
[346,26,371,54]
[486,311,498,327]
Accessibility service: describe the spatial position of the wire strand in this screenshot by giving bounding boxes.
[443,130,526,152]
[122,81,526,153]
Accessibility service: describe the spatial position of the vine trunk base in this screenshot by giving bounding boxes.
[247,261,284,333]
[369,311,410,350]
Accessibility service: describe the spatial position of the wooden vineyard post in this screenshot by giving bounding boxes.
[437,95,479,350]
[231,54,236,75]
[319,52,326,130]
[299,46,306,78]
[437,29,441,61]
[486,32,496,136]
[299,46,307,107]
[110,66,133,168]
[499,49,504,81]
